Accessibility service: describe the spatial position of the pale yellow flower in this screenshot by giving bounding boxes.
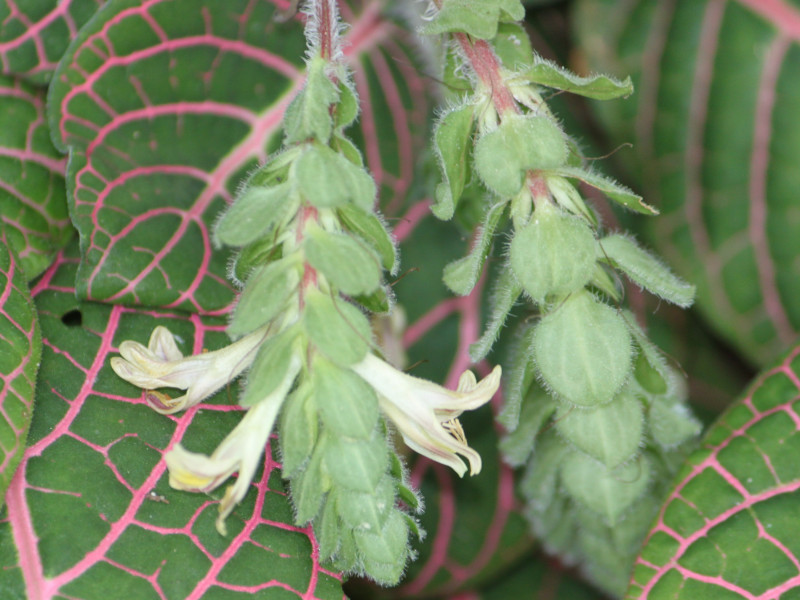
[351,354,501,477]
[110,326,265,414]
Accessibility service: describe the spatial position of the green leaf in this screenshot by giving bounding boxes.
[497,323,537,431]
[469,262,523,362]
[419,0,525,39]
[48,0,424,312]
[553,166,657,214]
[0,242,343,598]
[0,241,41,503]
[520,53,634,99]
[431,103,476,220]
[533,291,633,407]
[283,55,339,144]
[279,383,318,477]
[0,0,100,84]
[443,200,506,296]
[337,204,397,274]
[627,343,800,598]
[316,494,340,562]
[510,202,597,304]
[334,80,359,130]
[0,75,72,279]
[214,182,295,247]
[500,385,557,466]
[600,234,696,308]
[304,227,381,296]
[475,115,568,197]
[311,356,378,439]
[240,328,300,408]
[227,256,300,338]
[561,452,651,524]
[295,145,376,211]
[555,390,644,468]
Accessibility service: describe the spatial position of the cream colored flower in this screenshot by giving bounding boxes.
[351,354,501,477]
[110,326,265,414]
[165,354,301,534]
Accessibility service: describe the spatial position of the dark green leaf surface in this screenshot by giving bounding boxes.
[0,237,40,504]
[628,342,800,599]
[0,0,102,84]
[48,0,429,313]
[0,244,344,599]
[0,74,72,279]
[574,0,800,366]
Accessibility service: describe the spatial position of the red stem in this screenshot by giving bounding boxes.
[456,35,519,116]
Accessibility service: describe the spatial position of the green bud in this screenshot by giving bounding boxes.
[510,202,597,304]
[561,452,651,525]
[304,226,381,296]
[312,355,378,439]
[533,291,633,407]
[304,289,371,367]
[475,114,568,197]
[554,390,643,468]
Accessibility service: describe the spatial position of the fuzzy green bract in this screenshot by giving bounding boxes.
[533,291,632,407]
[475,115,568,197]
[418,0,525,39]
[510,203,597,304]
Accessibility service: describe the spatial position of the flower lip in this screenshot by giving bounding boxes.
[351,353,501,477]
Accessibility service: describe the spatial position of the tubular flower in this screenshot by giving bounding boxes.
[351,353,502,477]
[110,326,266,414]
[165,355,300,535]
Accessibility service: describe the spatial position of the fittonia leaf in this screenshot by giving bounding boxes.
[0,243,344,599]
[0,0,103,84]
[47,0,428,313]
[628,342,800,599]
[0,237,40,505]
[0,75,71,280]
[574,0,800,366]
